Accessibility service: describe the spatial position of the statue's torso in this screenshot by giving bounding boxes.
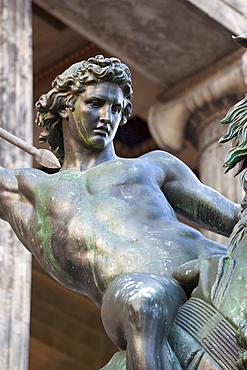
[11,158,225,306]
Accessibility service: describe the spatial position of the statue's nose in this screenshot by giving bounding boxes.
[100,105,112,124]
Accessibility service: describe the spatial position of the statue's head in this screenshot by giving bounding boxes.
[36,55,133,161]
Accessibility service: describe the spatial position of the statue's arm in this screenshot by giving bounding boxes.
[0,166,19,221]
[148,151,241,236]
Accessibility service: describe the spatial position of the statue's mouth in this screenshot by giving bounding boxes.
[94,126,110,136]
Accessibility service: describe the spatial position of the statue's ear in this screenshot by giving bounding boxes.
[59,109,69,120]
[119,102,132,126]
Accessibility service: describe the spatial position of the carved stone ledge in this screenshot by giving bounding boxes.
[147,62,245,153]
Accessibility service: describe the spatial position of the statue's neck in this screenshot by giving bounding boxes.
[61,143,118,171]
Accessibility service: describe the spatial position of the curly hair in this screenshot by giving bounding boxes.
[35,55,133,161]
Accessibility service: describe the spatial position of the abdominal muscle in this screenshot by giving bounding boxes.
[64,213,226,304]
[29,210,226,308]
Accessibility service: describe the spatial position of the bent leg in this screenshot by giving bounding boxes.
[101,273,186,370]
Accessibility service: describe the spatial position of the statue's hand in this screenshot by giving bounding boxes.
[172,259,200,295]
[172,255,223,297]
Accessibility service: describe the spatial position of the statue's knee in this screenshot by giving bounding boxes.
[102,273,183,347]
[114,276,170,323]
[130,286,171,325]
[102,274,162,317]
[103,273,184,326]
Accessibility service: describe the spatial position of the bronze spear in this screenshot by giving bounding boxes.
[0,127,61,169]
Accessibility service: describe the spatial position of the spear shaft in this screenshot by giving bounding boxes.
[0,127,61,169]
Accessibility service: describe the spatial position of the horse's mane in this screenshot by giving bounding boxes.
[220,94,247,175]
[220,94,247,251]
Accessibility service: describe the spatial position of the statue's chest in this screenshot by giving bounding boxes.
[38,160,152,217]
[85,160,148,195]
[59,159,148,194]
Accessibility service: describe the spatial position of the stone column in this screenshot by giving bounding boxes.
[0,1,32,369]
[148,63,245,245]
[187,97,244,244]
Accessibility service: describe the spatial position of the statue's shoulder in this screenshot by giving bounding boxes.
[13,167,48,180]
[11,167,49,193]
[0,168,50,210]
[140,150,192,182]
[140,150,180,167]
[0,167,46,190]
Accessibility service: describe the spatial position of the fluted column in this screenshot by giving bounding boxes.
[0,1,32,369]
[148,62,245,245]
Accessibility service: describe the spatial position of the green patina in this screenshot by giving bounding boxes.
[100,351,126,370]
[75,112,95,146]
[84,235,104,296]
[34,184,76,287]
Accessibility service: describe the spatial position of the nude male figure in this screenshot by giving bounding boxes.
[0,55,240,369]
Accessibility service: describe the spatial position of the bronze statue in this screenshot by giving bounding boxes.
[0,55,240,369]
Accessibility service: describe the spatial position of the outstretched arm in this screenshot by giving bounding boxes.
[0,167,44,252]
[147,151,241,236]
[0,166,19,221]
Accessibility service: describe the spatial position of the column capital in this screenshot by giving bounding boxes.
[186,95,239,154]
[147,62,245,153]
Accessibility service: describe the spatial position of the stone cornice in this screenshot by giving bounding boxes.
[187,0,247,35]
[147,61,246,153]
[160,49,244,102]
[34,42,96,83]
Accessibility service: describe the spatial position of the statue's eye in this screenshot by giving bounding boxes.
[112,105,121,114]
[89,100,102,108]
[85,97,104,108]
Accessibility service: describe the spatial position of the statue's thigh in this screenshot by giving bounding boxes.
[101,272,186,349]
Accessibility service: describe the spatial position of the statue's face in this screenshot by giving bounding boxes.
[67,82,124,151]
